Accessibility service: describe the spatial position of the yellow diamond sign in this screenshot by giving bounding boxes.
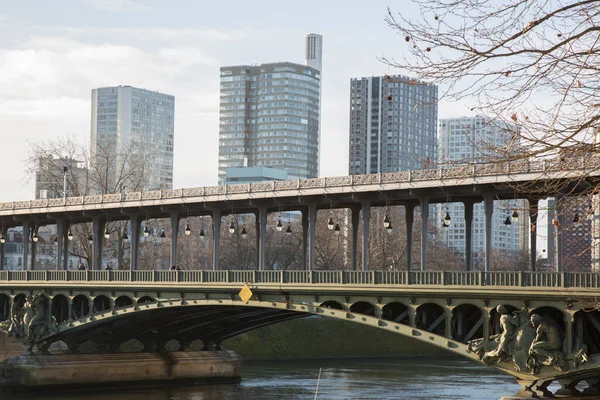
[239,284,253,304]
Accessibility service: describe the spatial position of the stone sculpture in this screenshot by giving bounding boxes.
[526,314,568,374]
[0,293,58,350]
[467,305,578,375]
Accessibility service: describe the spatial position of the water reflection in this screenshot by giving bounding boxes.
[0,358,519,400]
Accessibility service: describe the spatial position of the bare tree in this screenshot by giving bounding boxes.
[384,0,600,271]
[384,0,599,164]
[25,136,155,269]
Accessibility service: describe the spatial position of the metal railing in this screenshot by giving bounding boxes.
[1,155,596,212]
[0,270,596,288]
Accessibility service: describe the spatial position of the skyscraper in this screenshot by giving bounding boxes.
[218,36,322,184]
[348,76,438,175]
[91,86,175,191]
[438,116,527,268]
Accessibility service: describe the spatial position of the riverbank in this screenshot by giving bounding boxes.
[223,316,441,360]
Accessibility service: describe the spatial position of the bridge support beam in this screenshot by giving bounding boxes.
[307,204,317,271]
[92,218,105,270]
[0,229,4,270]
[30,224,37,270]
[351,206,360,270]
[405,204,414,271]
[170,212,180,268]
[528,199,539,272]
[419,197,429,271]
[21,221,30,271]
[484,193,493,273]
[463,200,474,271]
[212,210,221,271]
[361,200,370,271]
[257,206,267,270]
[302,208,308,270]
[56,219,66,270]
[129,215,141,271]
[555,194,564,273]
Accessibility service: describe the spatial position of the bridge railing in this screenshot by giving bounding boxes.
[3,155,599,213]
[0,270,597,288]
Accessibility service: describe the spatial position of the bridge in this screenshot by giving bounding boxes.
[1,159,600,397]
[0,156,598,274]
[0,269,599,397]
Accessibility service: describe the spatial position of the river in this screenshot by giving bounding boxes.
[1,358,521,400]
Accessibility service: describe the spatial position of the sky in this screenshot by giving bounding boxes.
[0,0,474,202]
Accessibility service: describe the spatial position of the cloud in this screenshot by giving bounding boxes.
[79,0,151,12]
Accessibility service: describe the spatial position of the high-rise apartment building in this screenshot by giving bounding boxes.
[348,76,438,175]
[91,86,175,191]
[438,116,527,268]
[218,63,320,183]
[218,34,322,184]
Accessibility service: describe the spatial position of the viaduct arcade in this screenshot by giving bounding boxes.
[0,157,597,274]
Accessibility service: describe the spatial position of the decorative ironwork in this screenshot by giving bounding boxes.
[103,194,121,202]
[274,180,299,190]
[161,189,182,199]
[227,184,250,194]
[250,182,274,192]
[47,199,64,207]
[126,192,142,201]
[14,201,31,209]
[325,176,352,186]
[65,197,83,206]
[31,199,47,208]
[410,169,439,180]
[204,186,226,196]
[352,174,380,185]
[381,172,409,183]
[441,166,472,179]
[182,188,204,197]
[299,178,325,188]
[84,195,103,204]
[141,191,161,200]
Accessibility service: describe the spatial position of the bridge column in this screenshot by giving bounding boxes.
[307,203,317,271]
[484,193,494,272]
[483,307,491,340]
[129,215,141,270]
[30,225,37,270]
[212,210,221,270]
[405,204,414,271]
[361,200,370,271]
[62,223,69,269]
[564,311,574,357]
[555,194,565,273]
[302,208,308,270]
[257,206,267,270]
[351,206,360,270]
[528,199,539,271]
[56,219,66,270]
[21,221,30,271]
[170,212,181,268]
[0,227,4,270]
[463,200,474,271]
[409,306,417,327]
[419,197,429,271]
[445,307,453,339]
[92,218,105,270]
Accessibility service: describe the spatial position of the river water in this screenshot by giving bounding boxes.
[2,358,521,400]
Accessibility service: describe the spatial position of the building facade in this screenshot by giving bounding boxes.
[305,33,323,72]
[348,76,438,175]
[437,116,527,269]
[91,86,175,191]
[34,156,87,199]
[218,62,320,184]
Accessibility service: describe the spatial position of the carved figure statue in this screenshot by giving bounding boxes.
[0,293,58,350]
[467,306,535,372]
[526,314,568,374]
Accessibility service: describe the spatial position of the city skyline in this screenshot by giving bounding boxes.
[0,0,473,202]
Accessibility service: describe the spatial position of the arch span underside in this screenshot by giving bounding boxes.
[4,287,600,392]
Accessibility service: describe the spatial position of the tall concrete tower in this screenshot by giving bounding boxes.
[305,33,323,72]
